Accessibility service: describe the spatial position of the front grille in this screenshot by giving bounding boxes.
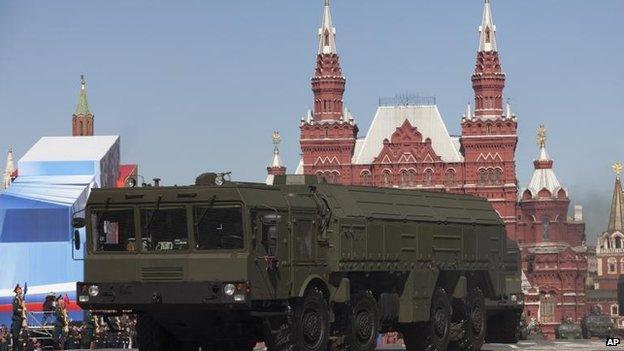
[140,266,184,282]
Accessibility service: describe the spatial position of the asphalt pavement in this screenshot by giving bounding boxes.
[65,340,619,351]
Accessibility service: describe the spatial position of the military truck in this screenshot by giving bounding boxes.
[74,174,523,351]
[581,313,615,339]
[555,319,582,339]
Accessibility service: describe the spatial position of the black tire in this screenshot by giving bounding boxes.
[448,288,486,351]
[344,291,379,351]
[402,287,452,351]
[136,314,174,351]
[292,288,330,351]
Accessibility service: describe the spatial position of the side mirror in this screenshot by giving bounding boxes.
[262,214,282,226]
[74,230,81,251]
[72,217,86,229]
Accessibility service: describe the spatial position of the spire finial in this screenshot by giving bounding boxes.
[536,124,547,148]
[318,0,337,55]
[614,162,623,179]
[478,0,497,52]
[80,74,86,90]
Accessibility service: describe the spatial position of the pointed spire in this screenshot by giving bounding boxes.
[318,0,337,55]
[266,131,286,185]
[609,163,624,233]
[74,74,92,116]
[465,103,472,118]
[3,148,16,190]
[478,0,498,52]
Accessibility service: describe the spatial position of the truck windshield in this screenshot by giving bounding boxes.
[140,208,189,251]
[193,205,244,250]
[91,208,136,252]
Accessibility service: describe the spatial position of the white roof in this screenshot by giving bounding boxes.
[294,159,304,175]
[523,147,567,199]
[20,136,119,162]
[353,105,464,164]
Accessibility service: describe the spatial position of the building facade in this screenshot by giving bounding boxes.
[265,0,592,338]
[588,166,624,328]
[296,0,519,237]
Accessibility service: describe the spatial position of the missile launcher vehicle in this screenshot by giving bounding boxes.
[75,174,523,351]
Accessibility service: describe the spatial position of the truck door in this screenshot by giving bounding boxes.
[252,211,290,299]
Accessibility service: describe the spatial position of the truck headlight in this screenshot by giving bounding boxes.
[88,285,99,297]
[224,284,236,296]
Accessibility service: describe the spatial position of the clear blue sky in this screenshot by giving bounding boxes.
[1,1,623,242]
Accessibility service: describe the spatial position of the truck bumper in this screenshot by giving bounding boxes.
[76,281,251,311]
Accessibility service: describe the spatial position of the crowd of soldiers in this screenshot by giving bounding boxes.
[2,285,136,351]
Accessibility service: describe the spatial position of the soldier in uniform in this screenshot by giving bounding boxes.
[11,284,26,351]
[0,325,9,351]
[52,297,69,350]
[80,311,99,349]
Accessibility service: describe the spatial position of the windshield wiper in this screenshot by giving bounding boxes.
[195,195,217,228]
[143,196,163,235]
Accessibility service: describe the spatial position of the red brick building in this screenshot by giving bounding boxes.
[587,167,624,328]
[516,128,587,338]
[267,0,590,338]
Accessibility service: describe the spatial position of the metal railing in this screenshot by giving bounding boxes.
[379,93,436,107]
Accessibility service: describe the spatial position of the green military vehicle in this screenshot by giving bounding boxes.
[74,174,523,351]
[581,313,615,339]
[555,319,582,339]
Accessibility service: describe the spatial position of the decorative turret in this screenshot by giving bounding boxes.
[3,148,16,189]
[311,0,346,122]
[522,125,567,200]
[266,131,286,185]
[472,0,506,118]
[72,75,94,136]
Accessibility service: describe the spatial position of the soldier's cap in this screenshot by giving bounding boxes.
[13,284,21,293]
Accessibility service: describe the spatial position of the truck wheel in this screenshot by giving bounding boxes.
[344,291,379,351]
[136,314,173,351]
[402,287,452,351]
[292,288,330,351]
[448,288,486,351]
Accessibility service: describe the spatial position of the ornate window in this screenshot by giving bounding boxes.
[400,170,408,187]
[616,237,622,249]
[446,170,455,187]
[408,170,416,187]
[361,172,371,186]
[539,294,556,323]
[424,169,433,187]
[612,304,619,316]
[608,257,617,274]
[316,172,324,183]
[479,169,487,185]
[383,171,391,187]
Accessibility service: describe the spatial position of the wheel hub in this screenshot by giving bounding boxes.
[433,306,449,338]
[302,308,322,344]
[355,310,373,342]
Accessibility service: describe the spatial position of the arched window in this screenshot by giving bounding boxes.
[485,27,491,43]
[608,257,617,274]
[333,171,341,184]
[383,171,391,187]
[487,169,495,185]
[424,170,433,186]
[361,172,371,186]
[408,170,416,187]
[316,172,324,183]
[446,170,455,187]
[495,169,503,185]
[612,304,619,316]
[479,169,487,185]
[400,170,408,187]
[620,258,624,273]
[539,294,556,323]
[79,121,84,136]
[616,237,622,249]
